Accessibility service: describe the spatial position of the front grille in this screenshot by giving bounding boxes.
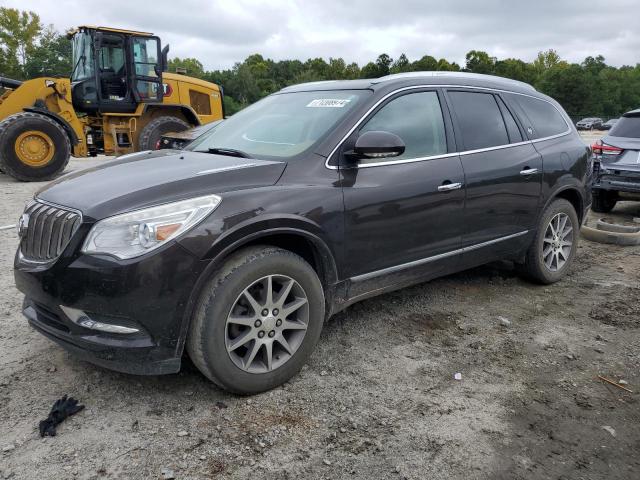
[20,201,82,262]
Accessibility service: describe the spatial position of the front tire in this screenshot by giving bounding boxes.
[187,246,325,394]
[0,112,71,181]
[138,116,190,150]
[521,199,579,284]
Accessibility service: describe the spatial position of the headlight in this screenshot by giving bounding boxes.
[81,194,221,259]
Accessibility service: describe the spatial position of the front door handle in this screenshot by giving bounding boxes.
[520,167,538,176]
[437,182,463,192]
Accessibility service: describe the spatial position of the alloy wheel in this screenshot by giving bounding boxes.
[542,212,573,272]
[225,275,309,374]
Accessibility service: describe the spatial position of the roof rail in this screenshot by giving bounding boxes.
[373,71,537,91]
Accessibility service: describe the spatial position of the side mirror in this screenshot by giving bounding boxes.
[353,131,405,159]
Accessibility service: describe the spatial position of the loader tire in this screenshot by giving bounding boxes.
[0,112,70,182]
[138,116,190,150]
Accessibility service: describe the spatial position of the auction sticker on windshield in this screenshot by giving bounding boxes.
[306,99,351,107]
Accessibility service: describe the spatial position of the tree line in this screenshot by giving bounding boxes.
[2,7,639,120]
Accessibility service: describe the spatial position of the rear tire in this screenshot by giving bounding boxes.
[138,116,190,150]
[0,112,70,182]
[591,189,617,213]
[521,198,579,284]
[187,246,325,394]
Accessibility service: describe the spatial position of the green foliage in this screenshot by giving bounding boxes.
[2,7,639,120]
[0,8,71,80]
[23,26,71,78]
[465,50,496,74]
[0,7,42,79]
[168,57,205,78]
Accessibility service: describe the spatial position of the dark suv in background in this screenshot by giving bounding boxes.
[591,109,640,212]
[14,72,591,394]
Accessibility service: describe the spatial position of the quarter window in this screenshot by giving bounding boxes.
[511,94,568,139]
[448,91,509,150]
[359,91,447,163]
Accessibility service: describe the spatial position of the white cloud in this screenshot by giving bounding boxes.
[5,0,639,69]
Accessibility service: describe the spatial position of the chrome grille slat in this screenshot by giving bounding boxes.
[48,210,66,259]
[19,201,82,262]
[26,204,45,255]
[40,208,57,259]
[30,205,48,258]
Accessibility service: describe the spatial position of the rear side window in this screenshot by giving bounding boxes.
[609,115,640,138]
[448,91,509,150]
[359,91,447,162]
[511,95,568,139]
[496,96,523,143]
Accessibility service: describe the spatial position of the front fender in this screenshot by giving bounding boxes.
[180,213,339,284]
[174,218,341,358]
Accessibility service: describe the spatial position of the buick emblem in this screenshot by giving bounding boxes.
[17,213,29,238]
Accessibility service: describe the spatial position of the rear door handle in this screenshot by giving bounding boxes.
[520,168,538,176]
[437,182,463,192]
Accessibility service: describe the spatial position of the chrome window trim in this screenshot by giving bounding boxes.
[350,230,529,282]
[324,84,571,170]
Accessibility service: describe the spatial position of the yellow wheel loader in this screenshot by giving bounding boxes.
[0,26,224,181]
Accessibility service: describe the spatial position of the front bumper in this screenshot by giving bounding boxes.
[14,241,207,375]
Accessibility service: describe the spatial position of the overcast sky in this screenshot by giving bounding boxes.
[7,0,640,70]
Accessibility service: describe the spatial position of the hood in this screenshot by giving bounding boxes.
[37,150,286,220]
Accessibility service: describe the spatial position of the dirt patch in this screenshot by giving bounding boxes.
[590,287,640,328]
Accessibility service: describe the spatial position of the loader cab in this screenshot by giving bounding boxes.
[70,27,165,114]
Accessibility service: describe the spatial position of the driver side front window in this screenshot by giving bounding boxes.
[359,91,447,164]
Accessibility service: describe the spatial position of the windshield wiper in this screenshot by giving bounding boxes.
[197,147,253,159]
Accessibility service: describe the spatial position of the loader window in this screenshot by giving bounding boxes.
[132,37,161,101]
[132,38,160,78]
[71,31,94,81]
[98,34,127,101]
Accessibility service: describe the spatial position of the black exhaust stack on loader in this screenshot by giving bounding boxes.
[0,77,23,89]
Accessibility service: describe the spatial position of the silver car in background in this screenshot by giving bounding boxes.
[591,109,640,212]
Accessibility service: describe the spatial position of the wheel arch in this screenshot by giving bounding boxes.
[547,186,585,224]
[175,226,339,358]
[22,107,79,146]
[141,104,200,126]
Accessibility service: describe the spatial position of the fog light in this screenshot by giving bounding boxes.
[59,305,139,334]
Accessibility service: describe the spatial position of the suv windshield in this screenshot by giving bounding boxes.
[609,115,640,138]
[187,90,369,159]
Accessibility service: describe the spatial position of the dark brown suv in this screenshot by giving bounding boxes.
[15,72,591,393]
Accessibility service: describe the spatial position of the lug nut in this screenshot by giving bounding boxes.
[272,308,279,316]
[254,319,262,328]
[258,331,265,338]
[261,308,269,316]
[268,330,275,338]
[276,319,282,327]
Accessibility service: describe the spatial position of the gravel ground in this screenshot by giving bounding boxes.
[1,140,639,479]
